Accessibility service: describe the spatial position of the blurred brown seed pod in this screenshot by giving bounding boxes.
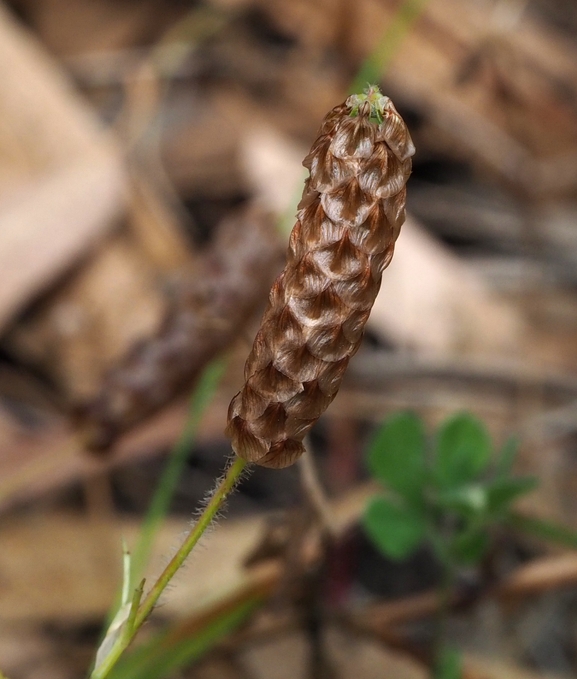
[226,87,415,469]
[78,203,281,451]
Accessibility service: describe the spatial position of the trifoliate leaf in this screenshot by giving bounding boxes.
[363,496,426,560]
[366,412,427,505]
[434,413,491,488]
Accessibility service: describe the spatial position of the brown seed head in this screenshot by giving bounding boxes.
[226,87,415,468]
[78,205,281,451]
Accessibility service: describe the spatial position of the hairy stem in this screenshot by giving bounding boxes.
[135,456,246,627]
[131,359,227,585]
[90,456,247,679]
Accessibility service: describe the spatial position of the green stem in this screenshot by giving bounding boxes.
[130,359,227,585]
[434,561,454,673]
[90,456,247,679]
[135,457,246,628]
[426,524,457,677]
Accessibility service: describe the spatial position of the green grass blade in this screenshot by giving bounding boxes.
[508,511,577,550]
[109,598,260,679]
[351,0,429,93]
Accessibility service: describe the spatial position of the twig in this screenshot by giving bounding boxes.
[298,440,337,538]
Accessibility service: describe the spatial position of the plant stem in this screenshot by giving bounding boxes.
[131,359,227,585]
[90,456,247,679]
[136,456,246,627]
[433,555,461,679]
[435,562,453,656]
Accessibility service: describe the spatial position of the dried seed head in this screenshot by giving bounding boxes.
[226,87,414,468]
[78,205,281,451]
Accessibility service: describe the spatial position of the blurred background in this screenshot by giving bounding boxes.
[1,0,577,677]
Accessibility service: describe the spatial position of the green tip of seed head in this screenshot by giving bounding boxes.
[347,85,390,124]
